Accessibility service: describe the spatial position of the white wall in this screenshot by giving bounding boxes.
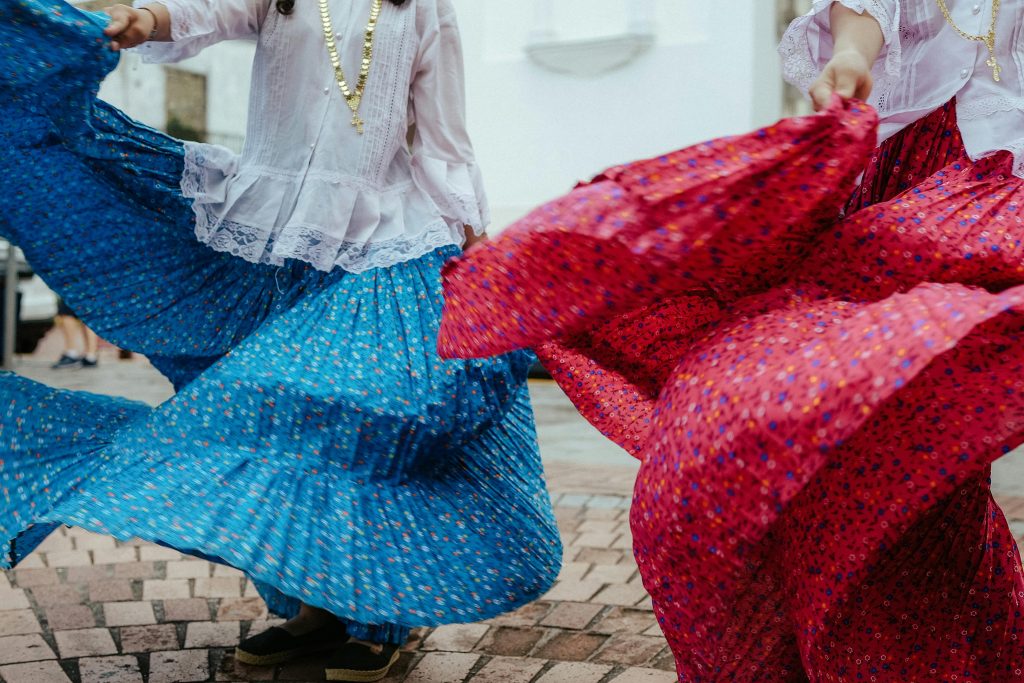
[98,1,785,230]
[455,0,784,228]
[99,42,256,151]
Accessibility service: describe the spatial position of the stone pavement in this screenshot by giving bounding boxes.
[2,350,1023,683]
[1,354,668,683]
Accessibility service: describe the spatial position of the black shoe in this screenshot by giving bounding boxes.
[51,354,81,370]
[324,642,401,682]
[80,357,98,368]
[235,621,348,667]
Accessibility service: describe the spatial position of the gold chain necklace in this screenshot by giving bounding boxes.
[318,0,383,134]
[935,0,1002,82]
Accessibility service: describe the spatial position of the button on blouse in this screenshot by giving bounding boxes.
[134,0,488,273]
[781,0,1024,178]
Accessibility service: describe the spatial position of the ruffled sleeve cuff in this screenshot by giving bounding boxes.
[778,0,902,95]
[411,155,491,239]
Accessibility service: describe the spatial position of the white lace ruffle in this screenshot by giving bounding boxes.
[779,0,902,113]
[410,154,490,234]
[956,96,1024,120]
[953,97,1024,179]
[182,143,472,273]
[194,211,464,273]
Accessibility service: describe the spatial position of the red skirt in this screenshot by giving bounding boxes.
[441,101,1024,681]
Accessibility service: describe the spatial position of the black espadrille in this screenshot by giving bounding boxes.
[235,620,348,667]
[324,642,401,682]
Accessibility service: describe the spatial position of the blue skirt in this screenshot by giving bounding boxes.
[0,0,561,642]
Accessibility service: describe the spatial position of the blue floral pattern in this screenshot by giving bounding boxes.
[0,0,561,643]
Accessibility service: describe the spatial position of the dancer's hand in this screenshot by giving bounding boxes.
[809,50,874,111]
[104,4,156,51]
[808,4,883,111]
[464,230,489,251]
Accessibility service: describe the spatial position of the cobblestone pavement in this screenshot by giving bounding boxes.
[2,350,1022,682]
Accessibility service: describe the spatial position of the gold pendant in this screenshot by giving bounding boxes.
[987,55,1002,82]
[320,0,380,134]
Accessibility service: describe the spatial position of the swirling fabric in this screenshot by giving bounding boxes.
[440,100,1024,680]
[0,0,561,643]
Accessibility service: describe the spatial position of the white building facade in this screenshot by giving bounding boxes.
[95,0,811,230]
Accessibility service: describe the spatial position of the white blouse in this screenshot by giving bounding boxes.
[134,0,487,273]
[780,0,1024,178]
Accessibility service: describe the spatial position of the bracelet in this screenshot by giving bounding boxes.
[138,6,159,40]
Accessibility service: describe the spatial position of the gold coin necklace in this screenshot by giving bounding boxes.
[318,0,383,134]
[935,0,1002,82]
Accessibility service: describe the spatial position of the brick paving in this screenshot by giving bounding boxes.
[3,349,1023,682]
[0,489,669,682]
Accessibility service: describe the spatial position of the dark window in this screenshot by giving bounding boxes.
[165,68,208,143]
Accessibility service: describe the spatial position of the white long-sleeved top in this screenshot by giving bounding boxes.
[780,0,1024,178]
[135,0,487,272]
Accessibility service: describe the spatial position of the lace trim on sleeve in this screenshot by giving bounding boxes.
[441,189,488,238]
[409,156,491,238]
[779,0,902,106]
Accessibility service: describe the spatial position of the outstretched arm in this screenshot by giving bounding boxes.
[808,4,884,110]
[102,0,269,61]
[104,3,171,50]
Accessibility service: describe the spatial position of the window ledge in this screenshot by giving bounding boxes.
[525,32,656,77]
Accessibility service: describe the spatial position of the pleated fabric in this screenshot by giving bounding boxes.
[439,100,1024,680]
[0,0,561,643]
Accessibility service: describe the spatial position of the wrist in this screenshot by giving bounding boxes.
[829,47,872,69]
[137,5,159,41]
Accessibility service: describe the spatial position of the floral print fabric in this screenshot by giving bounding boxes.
[0,0,561,643]
[440,100,1024,680]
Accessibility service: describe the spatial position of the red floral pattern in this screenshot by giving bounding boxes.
[440,100,1024,681]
